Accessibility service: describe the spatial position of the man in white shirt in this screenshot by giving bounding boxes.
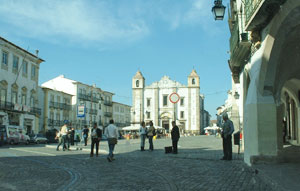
[58,120,69,151]
[104,119,119,162]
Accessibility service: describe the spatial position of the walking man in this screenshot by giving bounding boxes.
[171,121,180,154]
[221,113,234,160]
[105,119,119,162]
[90,122,102,157]
[139,121,147,151]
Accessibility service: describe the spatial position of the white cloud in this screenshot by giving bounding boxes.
[0,0,219,47]
[0,0,149,46]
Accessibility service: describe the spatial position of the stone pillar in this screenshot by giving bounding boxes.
[298,108,300,144]
[244,95,279,165]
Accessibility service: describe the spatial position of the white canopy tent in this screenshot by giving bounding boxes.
[122,126,165,131]
[204,126,220,130]
[122,126,139,131]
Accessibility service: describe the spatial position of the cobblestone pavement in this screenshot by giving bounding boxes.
[0,136,278,191]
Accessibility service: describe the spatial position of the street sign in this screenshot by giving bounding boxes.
[77,105,85,118]
[169,92,180,104]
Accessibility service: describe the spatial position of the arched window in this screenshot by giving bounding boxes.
[136,80,139,87]
[192,78,195,85]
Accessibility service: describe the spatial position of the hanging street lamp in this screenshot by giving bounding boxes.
[212,0,226,20]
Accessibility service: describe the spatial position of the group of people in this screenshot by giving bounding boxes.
[139,120,180,154]
[139,113,234,160]
[56,120,82,151]
[56,119,119,162]
[56,113,235,162]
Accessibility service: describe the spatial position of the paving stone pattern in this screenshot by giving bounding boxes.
[0,136,278,191]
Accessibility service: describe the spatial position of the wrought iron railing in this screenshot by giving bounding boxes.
[30,107,41,115]
[244,0,263,26]
[230,22,239,54]
[104,112,112,117]
[104,101,113,106]
[61,103,72,111]
[48,119,54,126]
[89,109,98,115]
[0,101,14,110]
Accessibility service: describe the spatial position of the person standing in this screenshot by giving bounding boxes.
[171,121,180,154]
[105,119,119,162]
[58,120,69,151]
[83,125,89,146]
[70,127,75,146]
[90,123,102,157]
[220,113,234,160]
[139,121,147,151]
[147,121,155,151]
[74,129,82,150]
[56,130,64,151]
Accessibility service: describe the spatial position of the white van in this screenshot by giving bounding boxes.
[6,125,30,145]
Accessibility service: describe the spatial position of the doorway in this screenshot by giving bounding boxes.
[162,120,169,133]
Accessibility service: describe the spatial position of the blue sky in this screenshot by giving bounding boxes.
[0,0,231,119]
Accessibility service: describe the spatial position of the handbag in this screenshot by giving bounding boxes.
[108,138,118,145]
[153,129,156,136]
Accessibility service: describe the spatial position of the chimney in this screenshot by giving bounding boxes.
[35,50,39,57]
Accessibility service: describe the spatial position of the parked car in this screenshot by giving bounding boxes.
[4,125,30,145]
[30,134,48,144]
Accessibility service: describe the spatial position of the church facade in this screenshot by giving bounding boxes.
[131,70,202,134]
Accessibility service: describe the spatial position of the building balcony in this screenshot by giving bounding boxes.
[61,103,72,111]
[91,96,100,103]
[29,107,41,115]
[79,120,87,125]
[89,109,98,115]
[48,119,54,126]
[78,93,90,101]
[104,101,113,106]
[244,0,286,31]
[0,101,14,111]
[49,101,61,109]
[104,112,112,117]
[49,101,54,108]
[229,22,251,83]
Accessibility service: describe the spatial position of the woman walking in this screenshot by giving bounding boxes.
[147,121,156,151]
[139,121,147,151]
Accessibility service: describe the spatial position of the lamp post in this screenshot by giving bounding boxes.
[212,0,226,20]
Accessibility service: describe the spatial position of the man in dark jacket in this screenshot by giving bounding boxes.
[171,121,180,154]
[90,122,102,157]
[83,125,89,146]
[221,113,234,160]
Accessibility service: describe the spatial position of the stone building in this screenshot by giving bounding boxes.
[112,102,131,128]
[38,87,72,132]
[0,36,44,134]
[41,75,114,129]
[131,70,203,134]
[227,0,300,165]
